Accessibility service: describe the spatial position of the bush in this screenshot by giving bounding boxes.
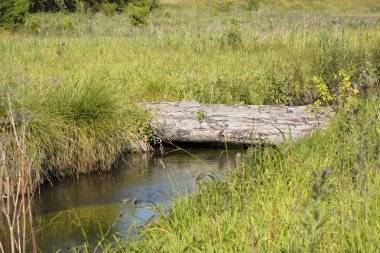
[128,0,151,26]
[150,0,158,10]
[101,2,118,15]
[0,0,29,29]
[24,16,41,34]
[53,16,77,33]
[29,0,76,12]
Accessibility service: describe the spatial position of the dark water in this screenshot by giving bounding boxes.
[31,148,239,252]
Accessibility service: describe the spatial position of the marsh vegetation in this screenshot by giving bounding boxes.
[0,0,380,252]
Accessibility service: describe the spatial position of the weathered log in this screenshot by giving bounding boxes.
[145,101,333,145]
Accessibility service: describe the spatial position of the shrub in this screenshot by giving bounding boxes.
[0,0,29,30]
[54,16,77,32]
[150,0,158,10]
[128,0,151,26]
[24,16,41,34]
[312,70,360,107]
[101,2,118,15]
[29,0,77,12]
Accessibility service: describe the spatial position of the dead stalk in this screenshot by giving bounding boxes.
[0,92,38,253]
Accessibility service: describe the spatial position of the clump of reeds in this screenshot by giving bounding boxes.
[0,91,37,253]
[0,70,153,190]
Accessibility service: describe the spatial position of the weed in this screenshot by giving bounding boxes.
[0,1,379,251]
[101,3,118,16]
[312,69,360,106]
[195,109,206,121]
[120,95,380,252]
[128,0,151,26]
[220,19,243,49]
[24,17,41,34]
[53,15,77,32]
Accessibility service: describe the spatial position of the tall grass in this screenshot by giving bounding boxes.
[120,94,380,252]
[0,70,152,189]
[1,1,379,106]
[0,0,379,250]
[0,0,378,195]
[0,92,37,253]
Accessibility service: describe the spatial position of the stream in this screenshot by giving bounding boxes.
[31,147,239,252]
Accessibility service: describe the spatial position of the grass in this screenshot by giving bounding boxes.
[117,94,380,252]
[0,2,379,183]
[0,72,151,188]
[0,0,380,250]
[2,1,380,105]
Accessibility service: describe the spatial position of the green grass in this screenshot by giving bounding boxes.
[118,94,380,252]
[0,0,379,251]
[0,0,380,211]
[1,1,380,105]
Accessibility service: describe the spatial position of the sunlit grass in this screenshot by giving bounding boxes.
[0,0,379,251]
[120,95,380,252]
[0,0,379,208]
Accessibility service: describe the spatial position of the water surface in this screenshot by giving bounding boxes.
[33,148,238,252]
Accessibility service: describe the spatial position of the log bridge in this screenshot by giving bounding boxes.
[145,101,332,145]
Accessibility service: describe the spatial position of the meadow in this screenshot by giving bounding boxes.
[1,0,379,182]
[118,93,380,253]
[0,0,380,251]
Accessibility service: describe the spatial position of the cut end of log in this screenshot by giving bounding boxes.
[144,101,333,145]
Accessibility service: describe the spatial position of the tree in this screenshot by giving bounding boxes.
[29,0,77,13]
[0,0,29,29]
[128,0,151,26]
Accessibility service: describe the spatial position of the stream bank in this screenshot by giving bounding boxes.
[31,147,239,252]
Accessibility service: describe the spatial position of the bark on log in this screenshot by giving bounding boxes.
[145,101,333,145]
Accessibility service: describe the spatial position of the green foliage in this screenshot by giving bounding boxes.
[312,70,359,106]
[0,0,29,29]
[312,76,334,106]
[220,19,242,49]
[1,2,379,106]
[121,96,380,252]
[28,0,134,13]
[128,0,151,26]
[24,16,41,34]
[0,1,380,250]
[53,16,77,32]
[195,109,206,121]
[150,0,158,10]
[0,71,151,186]
[101,2,118,15]
[29,0,77,12]
[65,0,78,11]
[0,0,379,188]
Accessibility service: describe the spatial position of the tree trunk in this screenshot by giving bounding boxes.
[145,101,333,145]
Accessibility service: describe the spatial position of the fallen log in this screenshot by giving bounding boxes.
[145,101,333,145]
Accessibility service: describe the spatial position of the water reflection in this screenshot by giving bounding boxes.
[32,148,238,252]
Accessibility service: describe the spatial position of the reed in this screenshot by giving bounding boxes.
[0,0,379,250]
[0,91,37,253]
[0,1,379,189]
